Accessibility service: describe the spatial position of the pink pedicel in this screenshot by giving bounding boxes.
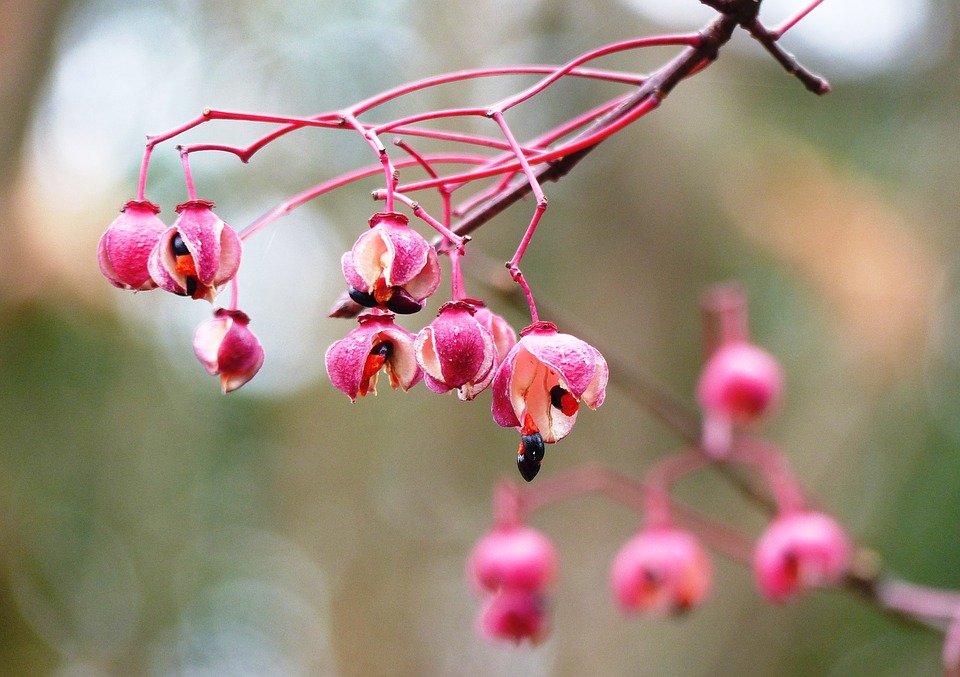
[477,588,549,645]
[753,511,850,603]
[341,212,441,315]
[491,322,608,444]
[97,200,167,291]
[193,308,264,393]
[610,527,713,615]
[468,523,558,593]
[147,199,243,303]
[324,312,422,402]
[697,340,783,456]
[415,300,497,400]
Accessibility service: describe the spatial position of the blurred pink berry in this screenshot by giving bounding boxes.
[468,524,557,593]
[698,341,783,423]
[97,199,166,291]
[696,341,783,456]
[753,511,850,603]
[342,212,441,314]
[193,308,264,393]
[415,300,496,400]
[492,322,608,445]
[610,527,712,615]
[325,312,422,402]
[477,588,549,645]
[147,199,242,302]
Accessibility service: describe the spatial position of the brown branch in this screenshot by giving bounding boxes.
[329,15,738,318]
[446,14,739,241]
[330,0,829,317]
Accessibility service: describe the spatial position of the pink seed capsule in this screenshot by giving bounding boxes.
[325,313,422,402]
[696,340,783,456]
[609,528,712,615]
[476,588,549,644]
[468,524,557,593]
[341,211,441,314]
[753,511,850,603]
[415,301,497,398]
[147,200,242,303]
[491,321,608,445]
[192,308,264,393]
[97,199,167,291]
[697,341,783,425]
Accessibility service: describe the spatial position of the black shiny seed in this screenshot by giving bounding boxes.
[521,432,545,463]
[550,385,567,410]
[517,451,540,482]
[370,342,392,359]
[185,276,197,297]
[516,431,545,482]
[385,288,423,314]
[348,286,379,308]
[171,232,190,257]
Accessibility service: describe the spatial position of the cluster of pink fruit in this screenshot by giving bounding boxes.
[97,198,262,392]
[95,0,835,488]
[467,313,851,643]
[98,193,853,647]
[327,210,608,483]
[95,0,866,651]
[98,200,608,481]
[468,511,849,644]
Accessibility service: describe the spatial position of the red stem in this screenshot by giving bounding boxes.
[769,0,827,39]
[239,154,486,241]
[394,136,464,299]
[136,144,153,202]
[726,439,807,514]
[227,276,239,312]
[700,282,750,356]
[341,112,396,211]
[509,465,755,564]
[641,449,712,528]
[179,147,197,200]
[348,64,649,118]
[493,34,700,113]
[397,95,661,195]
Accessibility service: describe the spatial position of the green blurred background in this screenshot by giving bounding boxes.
[0,0,958,674]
